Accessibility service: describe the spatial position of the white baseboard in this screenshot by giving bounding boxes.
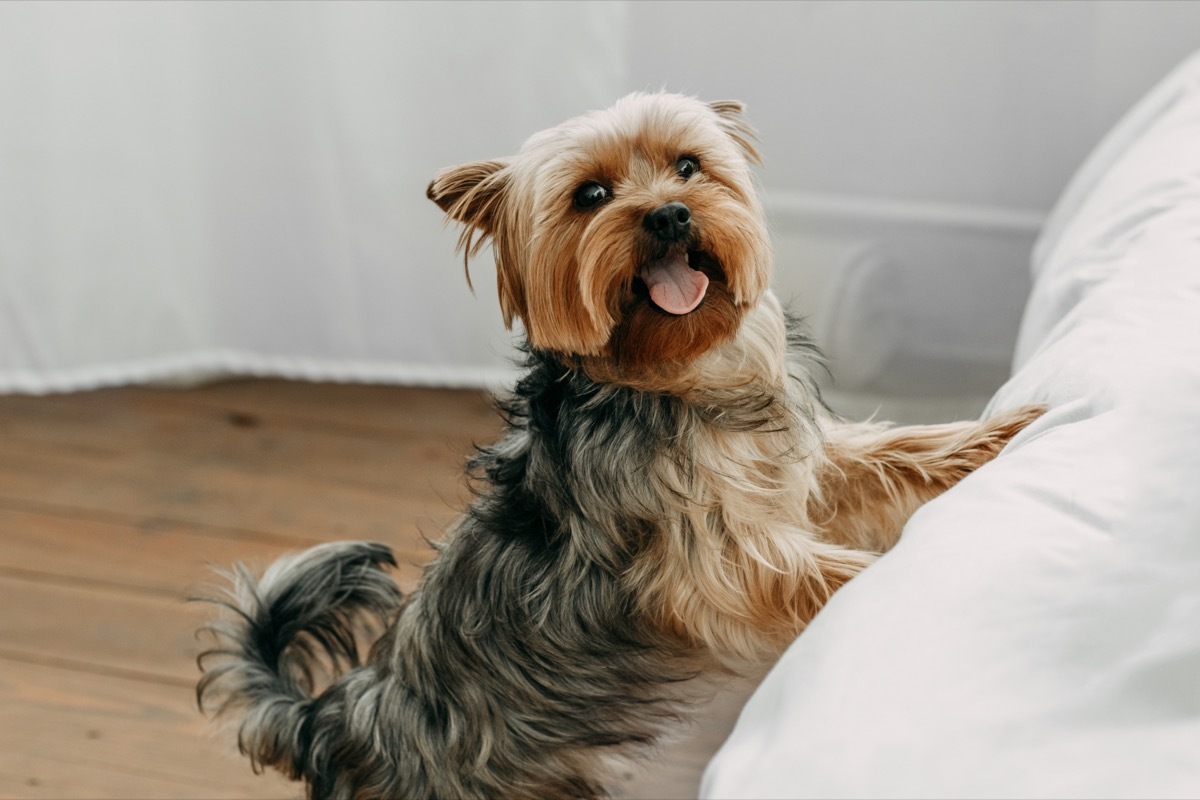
[763,190,1046,400]
[765,189,1046,235]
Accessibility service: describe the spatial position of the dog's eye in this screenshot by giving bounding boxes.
[573,182,611,211]
[676,156,700,180]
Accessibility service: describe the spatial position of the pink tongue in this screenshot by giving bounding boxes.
[640,251,709,315]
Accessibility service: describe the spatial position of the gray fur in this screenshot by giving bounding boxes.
[194,349,765,799]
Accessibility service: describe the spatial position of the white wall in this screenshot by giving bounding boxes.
[625,0,1200,210]
[0,1,629,392]
[617,1,1200,413]
[2,1,1197,408]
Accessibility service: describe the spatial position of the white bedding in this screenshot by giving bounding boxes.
[703,52,1200,799]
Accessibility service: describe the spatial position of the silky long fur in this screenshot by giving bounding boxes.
[197,92,1044,799]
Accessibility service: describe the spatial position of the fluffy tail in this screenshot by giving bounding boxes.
[196,540,403,780]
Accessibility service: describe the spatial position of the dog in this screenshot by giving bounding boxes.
[196,92,1044,799]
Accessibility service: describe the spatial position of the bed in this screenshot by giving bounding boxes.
[702,51,1200,798]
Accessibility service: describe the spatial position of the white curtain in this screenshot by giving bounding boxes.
[0,1,628,393]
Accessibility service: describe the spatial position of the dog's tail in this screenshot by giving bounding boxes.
[195,540,402,781]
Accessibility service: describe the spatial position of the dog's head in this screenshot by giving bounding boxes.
[428,92,771,383]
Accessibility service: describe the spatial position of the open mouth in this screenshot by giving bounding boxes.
[634,249,722,315]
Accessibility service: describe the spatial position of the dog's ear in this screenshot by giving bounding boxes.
[427,159,527,329]
[709,101,761,165]
[427,159,510,238]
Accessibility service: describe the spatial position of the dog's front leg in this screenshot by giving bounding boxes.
[641,522,879,662]
[811,404,1046,553]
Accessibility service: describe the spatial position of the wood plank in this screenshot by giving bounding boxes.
[0,389,489,497]
[0,751,283,800]
[0,384,496,543]
[0,505,427,596]
[0,381,503,453]
[0,439,467,544]
[140,379,502,439]
[0,575,205,683]
[0,658,298,799]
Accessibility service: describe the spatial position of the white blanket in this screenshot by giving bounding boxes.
[703,51,1200,799]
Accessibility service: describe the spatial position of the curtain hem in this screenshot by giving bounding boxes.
[0,350,520,395]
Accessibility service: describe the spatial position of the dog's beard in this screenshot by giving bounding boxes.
[572,220,747,386]
[605,257,742,380]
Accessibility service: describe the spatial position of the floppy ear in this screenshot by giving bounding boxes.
[427,158,510,246]
[427,159,526,328]
[708,100,761,164]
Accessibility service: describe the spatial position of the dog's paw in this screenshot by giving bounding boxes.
[963,403,1048,466]
[983,403,1048,442]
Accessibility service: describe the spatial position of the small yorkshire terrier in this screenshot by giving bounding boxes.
[197,93,1043,799]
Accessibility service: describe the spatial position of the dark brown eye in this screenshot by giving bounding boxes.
[573,182,611,211]
[676,156,700,180]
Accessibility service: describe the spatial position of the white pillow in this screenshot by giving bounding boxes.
[703,50,1200,799]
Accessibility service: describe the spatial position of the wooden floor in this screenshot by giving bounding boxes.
[0,379,748,799]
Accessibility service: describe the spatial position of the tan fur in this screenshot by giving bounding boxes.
[428,94,770,368]
[429,92,1046,667]
[812,405,1047,552]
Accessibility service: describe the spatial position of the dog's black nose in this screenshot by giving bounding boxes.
[644,202,692,242]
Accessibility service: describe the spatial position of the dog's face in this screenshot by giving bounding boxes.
[428,93,771,380]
